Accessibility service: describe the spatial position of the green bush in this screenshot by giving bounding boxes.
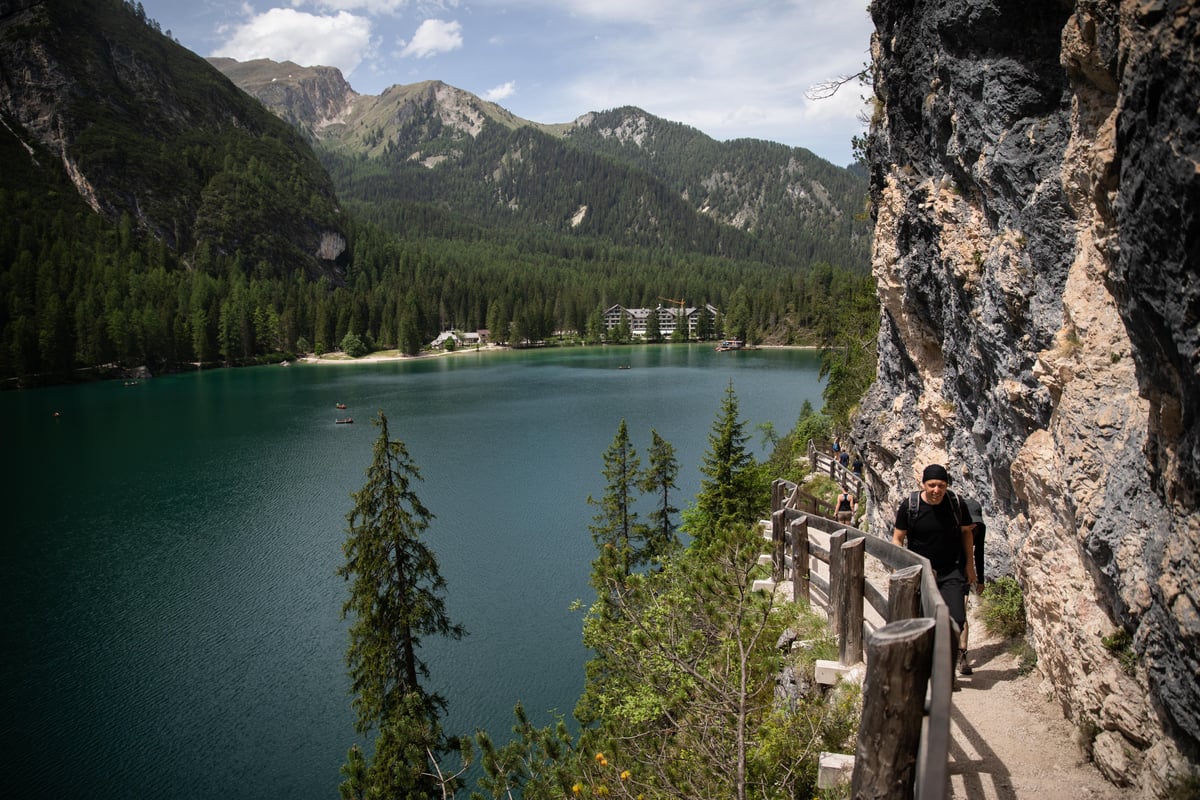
[979,576,1026,638]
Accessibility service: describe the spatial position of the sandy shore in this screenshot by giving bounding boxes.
[297,345,503,364]
[295,342,817,365]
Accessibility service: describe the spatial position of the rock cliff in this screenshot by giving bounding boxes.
[855,0,1198,794]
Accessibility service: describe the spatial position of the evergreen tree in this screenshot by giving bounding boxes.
[338,411,464,798]
[691,381,759,542]
[645,306,662,342]
[587,419,640,583]
[636,429,680,568]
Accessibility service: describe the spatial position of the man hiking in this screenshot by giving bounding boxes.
[892,463,977,676]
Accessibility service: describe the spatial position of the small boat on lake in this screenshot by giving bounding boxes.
[335,417,354,424]
[335,403,347,409]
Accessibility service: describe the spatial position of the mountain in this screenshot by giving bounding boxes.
[209,59,870,272]
[0,0,872,383]
[0,0,347,279]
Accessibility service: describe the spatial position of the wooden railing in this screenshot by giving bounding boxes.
[808,440,864,496]
[768,479,953,800]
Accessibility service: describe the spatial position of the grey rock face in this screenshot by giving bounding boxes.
[857,0,1199,792]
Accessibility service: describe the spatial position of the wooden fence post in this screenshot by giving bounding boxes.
[771,508,786,582]
[839,537,865,665]
[791,516,810,604]
[828,530,846,637]
[850,618,936,800]
[887,565,923,622]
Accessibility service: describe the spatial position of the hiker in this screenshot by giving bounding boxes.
[892,464,977,676]
[851,453,863,477]
[839,449,850,469]
[835,486,856,525]
[960,495,986,593]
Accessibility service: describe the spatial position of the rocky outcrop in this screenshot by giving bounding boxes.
[855,0,1199,794]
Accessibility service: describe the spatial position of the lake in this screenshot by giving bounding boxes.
[1,344,823,799]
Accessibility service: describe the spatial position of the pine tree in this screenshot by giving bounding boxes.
[636,429,680,568]
[587,419,640,583]
[692,381,758,541]
[338,411,464,798]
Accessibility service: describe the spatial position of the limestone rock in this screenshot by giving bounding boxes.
[855,0,1200,793]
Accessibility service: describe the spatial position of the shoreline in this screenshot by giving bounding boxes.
[298,342,818,366]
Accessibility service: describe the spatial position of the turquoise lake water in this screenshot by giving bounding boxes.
[1,344,823,799]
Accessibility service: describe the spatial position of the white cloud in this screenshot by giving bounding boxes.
[483,81,517,101]
[301,0,408,13]
[212,8,374,76]
[398,18,463,58]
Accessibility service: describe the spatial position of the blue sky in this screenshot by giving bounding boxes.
[142,0,875,166]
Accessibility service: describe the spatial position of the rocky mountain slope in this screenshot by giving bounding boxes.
[854,0,1198,795]
[0,0,346,278]
[210,58,871,271]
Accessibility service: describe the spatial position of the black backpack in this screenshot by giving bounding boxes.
[908,489,964,528]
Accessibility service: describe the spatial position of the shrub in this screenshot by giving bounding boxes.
[1101,627,1138,676]
[979,576,1026,638]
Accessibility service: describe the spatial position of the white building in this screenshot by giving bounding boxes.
[602,304,719,338]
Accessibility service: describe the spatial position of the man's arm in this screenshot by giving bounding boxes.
[893,527,906,547]
[962,524,977,587]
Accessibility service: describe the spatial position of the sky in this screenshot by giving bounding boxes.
[142,0,875,167]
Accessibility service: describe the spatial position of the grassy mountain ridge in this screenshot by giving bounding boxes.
[211,58,870,273]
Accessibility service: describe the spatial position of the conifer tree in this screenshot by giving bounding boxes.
[691,381,759,541]
[637,429,680,568]
[587,419,640,583]
[338,411,464,798]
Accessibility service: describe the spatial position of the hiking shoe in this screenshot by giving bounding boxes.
[958,650,973,676]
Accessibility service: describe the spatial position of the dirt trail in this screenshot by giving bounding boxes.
[948,602,1135,799]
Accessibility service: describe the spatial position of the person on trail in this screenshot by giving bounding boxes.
[835,486,857,525]
[892,464,977,677]
[852,453,863,477]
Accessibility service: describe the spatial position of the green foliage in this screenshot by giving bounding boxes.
[814,264,879,427]
[338,411,464,798]
[587,420,641,583]
[691,381,763,542]
[763,400,831,486]
[575,525,846,800]
[472,705,578,800]
[636,430,682,569]
[341,331,368,358]
[1010,639,1038,676]
[1101,627,1138,677]
[979,577,1027,639]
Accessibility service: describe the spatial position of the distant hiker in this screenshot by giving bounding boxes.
[961,495,986,592]
[832,438,841,456]
[893,464,977,677]
[852,453,864,477]
[835,486,857,525]
[839,450,850,468]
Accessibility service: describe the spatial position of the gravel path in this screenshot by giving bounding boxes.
[947,602,1135,799]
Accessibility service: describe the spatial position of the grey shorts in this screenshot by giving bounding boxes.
[936,570,968,627]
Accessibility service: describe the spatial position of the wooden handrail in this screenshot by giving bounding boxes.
[770,478,952,800]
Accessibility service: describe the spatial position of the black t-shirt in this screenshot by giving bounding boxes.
[895,493,965,575]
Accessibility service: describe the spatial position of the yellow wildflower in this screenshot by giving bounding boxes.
[620,770,631,781]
